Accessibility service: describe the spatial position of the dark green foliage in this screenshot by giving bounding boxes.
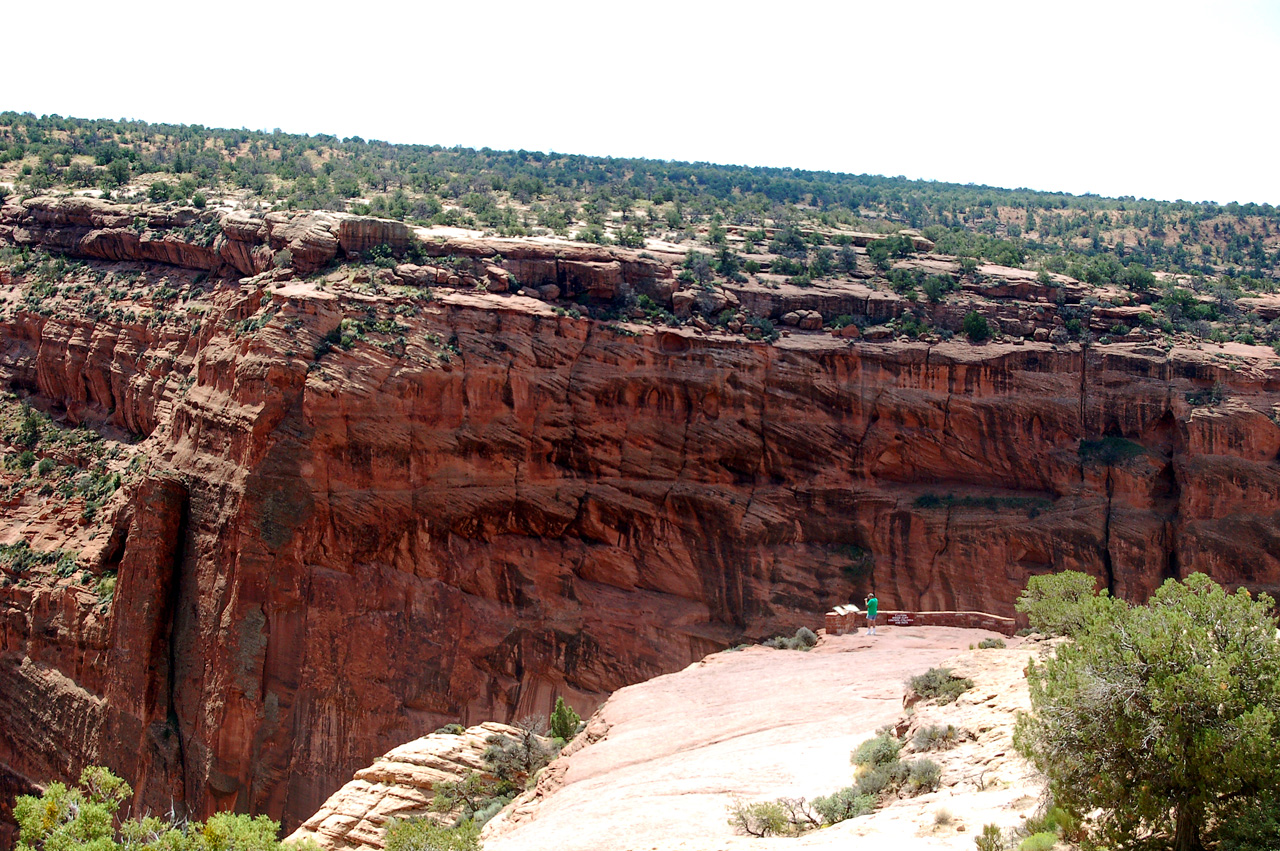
[15,766,295,851]
[866,234,915,270]
[366,243,398,268]
[1014,573,1280,851]
[0,540,77,575]
[1186,380,1226,407]
[548,696,581,742]
[907,668,973,705]
[921,273,956,303]
[434,723,465,735]
[1015,570,1119,637]
[811,788,876,824]
[962,311,991,341]
[1078,436,1145,465]
[977,637,1006,649]
[913,492,1052,517]
[834,543,873,578]
[1215,790,1280,851]
[17,403,41,447]
[746,316,778,343]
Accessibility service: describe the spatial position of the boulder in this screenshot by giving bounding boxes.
[781,311,801,327]
[264,212,341,274]
[797,310,823,330]
[484,266,510,293]
[336,215,413,257]
[672,290,697,318]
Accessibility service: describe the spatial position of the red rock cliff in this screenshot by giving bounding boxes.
[2,199,1279,835]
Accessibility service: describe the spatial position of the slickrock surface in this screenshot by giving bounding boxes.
[286,722,518,851]
[483,626,1040,851]
[3,197,1280,834]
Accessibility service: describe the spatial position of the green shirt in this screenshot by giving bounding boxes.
[867,596,878,618]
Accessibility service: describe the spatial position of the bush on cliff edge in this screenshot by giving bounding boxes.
[1015,572,1280,851]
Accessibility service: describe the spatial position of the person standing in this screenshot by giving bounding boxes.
[865,591,878,635]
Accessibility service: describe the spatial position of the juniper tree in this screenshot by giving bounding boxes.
[1014,573,1280,851]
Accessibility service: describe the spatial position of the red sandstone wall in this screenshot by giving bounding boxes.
[2,205,1280,833]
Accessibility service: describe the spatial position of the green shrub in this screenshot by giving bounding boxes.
[435,723,465,735]
[908,668,974,705]
[975,823,1007,851]
[727,798,789,837]
[977,637,1006,649]
[549,696,581,742]
[1018,832,1057,851]
[15,766,295,851]
[96,574,116,605]
[1016,573,1280,851]
[1216,790,1280,851]
[763,626,819,651]
[1015,570,1122,637]
[851,733,902,768]
[913,724,960,751]
[1022,805,1075,838]
[908,759,942,793]
[482,718,556,787]
[386,817,480,851]
[855,759,909,797]
[811,787,876,824]
[963,311,991,341]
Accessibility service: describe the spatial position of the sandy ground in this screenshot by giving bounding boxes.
[484,626,1043,851]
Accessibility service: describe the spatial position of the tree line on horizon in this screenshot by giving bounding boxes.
[0,111,1276,288]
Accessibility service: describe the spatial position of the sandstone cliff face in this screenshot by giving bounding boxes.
[2,199,1280,837]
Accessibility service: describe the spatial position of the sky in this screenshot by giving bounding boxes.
[7,0,1280,205]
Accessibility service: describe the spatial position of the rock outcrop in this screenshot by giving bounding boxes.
[483,628,1040,851]
[3,198,1280,838]
[287,723,520,851]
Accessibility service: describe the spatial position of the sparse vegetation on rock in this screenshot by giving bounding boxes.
[907,667,974,705]
[386,818,480,851]
[762,626,818,651]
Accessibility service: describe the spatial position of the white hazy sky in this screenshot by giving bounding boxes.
[8,0,1279,205]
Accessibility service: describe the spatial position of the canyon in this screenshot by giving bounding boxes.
[1,196,1279,839]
